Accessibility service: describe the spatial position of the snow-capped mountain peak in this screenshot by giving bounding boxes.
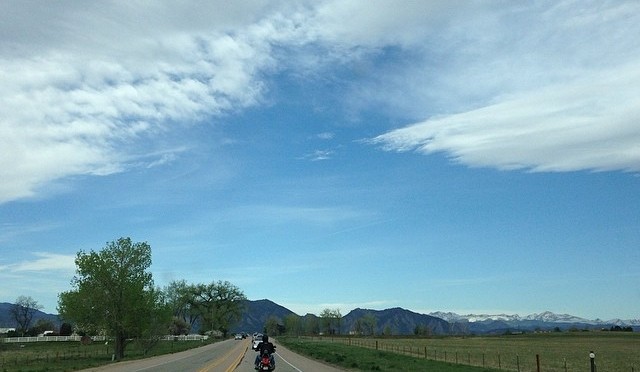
[429,310,640,326]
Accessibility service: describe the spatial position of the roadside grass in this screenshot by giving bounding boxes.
[280,332,640,372]
[278,337,499,372]
[0,339,211,372]
[361,332,640,371]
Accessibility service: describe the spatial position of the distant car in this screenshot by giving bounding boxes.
[252,333,263,350]
[234,333,243,340]
[252,338,261,350]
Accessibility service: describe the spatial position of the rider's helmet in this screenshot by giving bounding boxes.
[262,334,269,342]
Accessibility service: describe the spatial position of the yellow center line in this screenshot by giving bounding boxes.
[225,344,248,372]
[198,340,249,372]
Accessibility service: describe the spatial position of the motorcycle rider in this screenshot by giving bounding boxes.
[254,334,276,370]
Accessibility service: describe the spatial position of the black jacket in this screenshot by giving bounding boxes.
[256,341,276,355]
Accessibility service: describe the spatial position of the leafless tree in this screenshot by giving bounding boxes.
[10,295,43,336]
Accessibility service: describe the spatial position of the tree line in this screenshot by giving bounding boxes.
[6,237,434,360]
[7,237,246,361]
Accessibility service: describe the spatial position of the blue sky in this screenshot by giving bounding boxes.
[1,1,639,321]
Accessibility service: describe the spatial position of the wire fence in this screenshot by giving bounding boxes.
[0,335,210,370]
[1,346,112,368]
[1,334,208,343]
[302,336,638,372]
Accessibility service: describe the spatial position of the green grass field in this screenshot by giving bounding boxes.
[278,337,500,372]
[281,332,640,372]
[0,339,210,372]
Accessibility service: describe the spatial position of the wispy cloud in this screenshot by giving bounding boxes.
[370,64,640,172]
[0,222,62,244]
[316,132,335,140]
[299,149,334,161]
[0,3,286,204]
[2,0,638,206]
[1,252,75,272]
[0,253,76,312]
[362,1,640,173]
[230,204,367,225]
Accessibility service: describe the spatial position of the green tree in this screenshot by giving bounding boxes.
[191,280,246,338]
[303,314,320,335]
[361,313,377,336]
[383,325,393,336]
[283,314,301,336]
[29,318,56,336]
[58,237,169,360]
[353,318,363,335]
[10,296,43,336]
[413,324,431,336]
[264,316,280,336]
[59,322,73,336]
[168,317,190,336]
[320,308,342,335]
[164,280,199,332]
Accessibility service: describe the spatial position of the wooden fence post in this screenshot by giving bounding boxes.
[536,354,541,372]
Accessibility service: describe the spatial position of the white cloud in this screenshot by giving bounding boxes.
[2,1,639,205]
[0,253,76,312]
[299,149,334,161]
[308,0,477,48]
[0,222,61,244]
[1,252,75,273]
[370,63,640,172]
[359,1,640,173]
[317,132,335,140]
[230,204,367,226]
[0,2,288,204]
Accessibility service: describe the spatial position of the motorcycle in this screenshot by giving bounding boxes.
[256,348,275,371]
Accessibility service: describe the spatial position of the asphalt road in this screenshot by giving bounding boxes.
[81,338,345,372]
[237,338,345,372]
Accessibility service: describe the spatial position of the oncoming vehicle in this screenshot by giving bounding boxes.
[234,333,243,340]
[252,333,263,350]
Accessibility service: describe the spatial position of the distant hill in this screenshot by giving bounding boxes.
[0,303,12,327]
[233,303,639,335]
[232,303,451,336]
[0,302,60,329]
[342,307,451,335]
[2,300,637,336]
[230,299,296,333]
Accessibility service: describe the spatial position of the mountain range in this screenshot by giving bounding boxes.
[0,302,61,331]
[2,301,638,335]
[429,310,640,326]
[426,310,640,335]
[231,301,639,335]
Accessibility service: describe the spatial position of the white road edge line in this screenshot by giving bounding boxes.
[275,352,303,372]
